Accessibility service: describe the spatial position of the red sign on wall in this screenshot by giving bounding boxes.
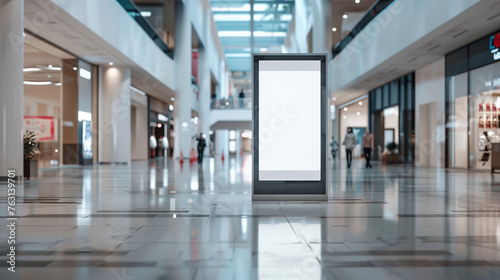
[24,116,55,141]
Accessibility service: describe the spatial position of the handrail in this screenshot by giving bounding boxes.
[211,98,252,110]
[116,0,174,59]
[332,0,394,59]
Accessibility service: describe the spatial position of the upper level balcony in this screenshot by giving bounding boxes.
[209,97,252,130]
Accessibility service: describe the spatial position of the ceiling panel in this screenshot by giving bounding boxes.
[210,0,294,72]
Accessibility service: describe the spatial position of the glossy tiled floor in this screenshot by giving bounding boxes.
[2,155,500,279]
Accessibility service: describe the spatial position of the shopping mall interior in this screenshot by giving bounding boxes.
[2,0,500,279]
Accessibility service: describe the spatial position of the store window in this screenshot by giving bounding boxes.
[446,73,468,168]
[368,73,415,163]
[383,106,399,152]
[339,98,368,159]
[24,34,95,167]
[469,62,500,170]
[23,36,72,168]
[445,30,500,169]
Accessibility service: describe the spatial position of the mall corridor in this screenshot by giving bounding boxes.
[2,157,500,280]
[2,0,500,279]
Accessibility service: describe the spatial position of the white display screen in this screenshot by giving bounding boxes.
[258,60,321,181]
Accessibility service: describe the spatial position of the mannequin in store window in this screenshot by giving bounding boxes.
[479,131,491,152]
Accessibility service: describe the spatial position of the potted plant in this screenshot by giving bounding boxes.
[386,142,398,155]
[24,130,38,178]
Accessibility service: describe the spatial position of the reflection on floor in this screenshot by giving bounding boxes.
[2,155,500,279]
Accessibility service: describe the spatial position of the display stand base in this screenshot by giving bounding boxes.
[252,194,327,201]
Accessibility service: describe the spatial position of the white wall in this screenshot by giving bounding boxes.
[189,0,224,85]
[98,66,131,163]
[330,0,482,91]
[415,58,446,168]
[285,0,313,53]
[44,0,176,91]
[0,0,23,177]
[312,0,331,53]
[131,88,148,161]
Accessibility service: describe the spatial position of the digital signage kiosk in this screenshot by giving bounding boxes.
[252,54,327,201]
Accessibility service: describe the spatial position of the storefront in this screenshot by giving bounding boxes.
[368,73,415,163]
[149,98,173,158]
[446,30,500,169]
[337,97,368,159]
[23,33,96,168]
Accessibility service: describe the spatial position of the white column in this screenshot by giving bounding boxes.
[215,130,229,157]
[98,65,131,164]
[0,0,23,177]
[198,45,211,156]
[174,2,192,159]
[312,0,331,53]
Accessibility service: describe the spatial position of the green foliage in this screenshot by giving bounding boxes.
[23,130,38,160]
[386,142,398,151]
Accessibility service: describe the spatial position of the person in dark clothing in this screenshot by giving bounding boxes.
[362,129,373,168]
[196,133,206,164]
[238,89,245,108]
[330,136,339,163]
[342,127,356,168]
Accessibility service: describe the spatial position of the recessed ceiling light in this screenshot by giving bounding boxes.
[332,97,337,101]
[359,101,363,105]
[73,67,78,71]
[108,62,114,66]
[343,14,348,19]
[343,107,348,111]
[357,112,361,115]
[23,68,42,72]
[171,97,175,101]
[48,65,53,68]
[355,0,360,3]
[332,27,337,32]
[226,53,251,58]
[24,81,52,85]
[169,105,174,111]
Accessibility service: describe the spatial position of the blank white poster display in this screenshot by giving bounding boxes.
[259,61,321,180]
[253,54,327,201]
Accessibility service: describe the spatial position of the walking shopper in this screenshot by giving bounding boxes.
[342,127,356,168]
[196,133,206,165]
[330,136,339,163]
[362,129,373,168]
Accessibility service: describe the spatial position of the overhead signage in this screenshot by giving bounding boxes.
[489,32,500,61]
[469,30,500,69]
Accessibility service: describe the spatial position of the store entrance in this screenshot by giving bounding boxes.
[383,106,400,162]
[23,33,80,168]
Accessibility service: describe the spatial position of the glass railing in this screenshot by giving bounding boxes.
[332,0,394,59]
[211,98,252,110]
[116,0,174,59]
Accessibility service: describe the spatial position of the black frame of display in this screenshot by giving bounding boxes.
[252,54,327,201]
